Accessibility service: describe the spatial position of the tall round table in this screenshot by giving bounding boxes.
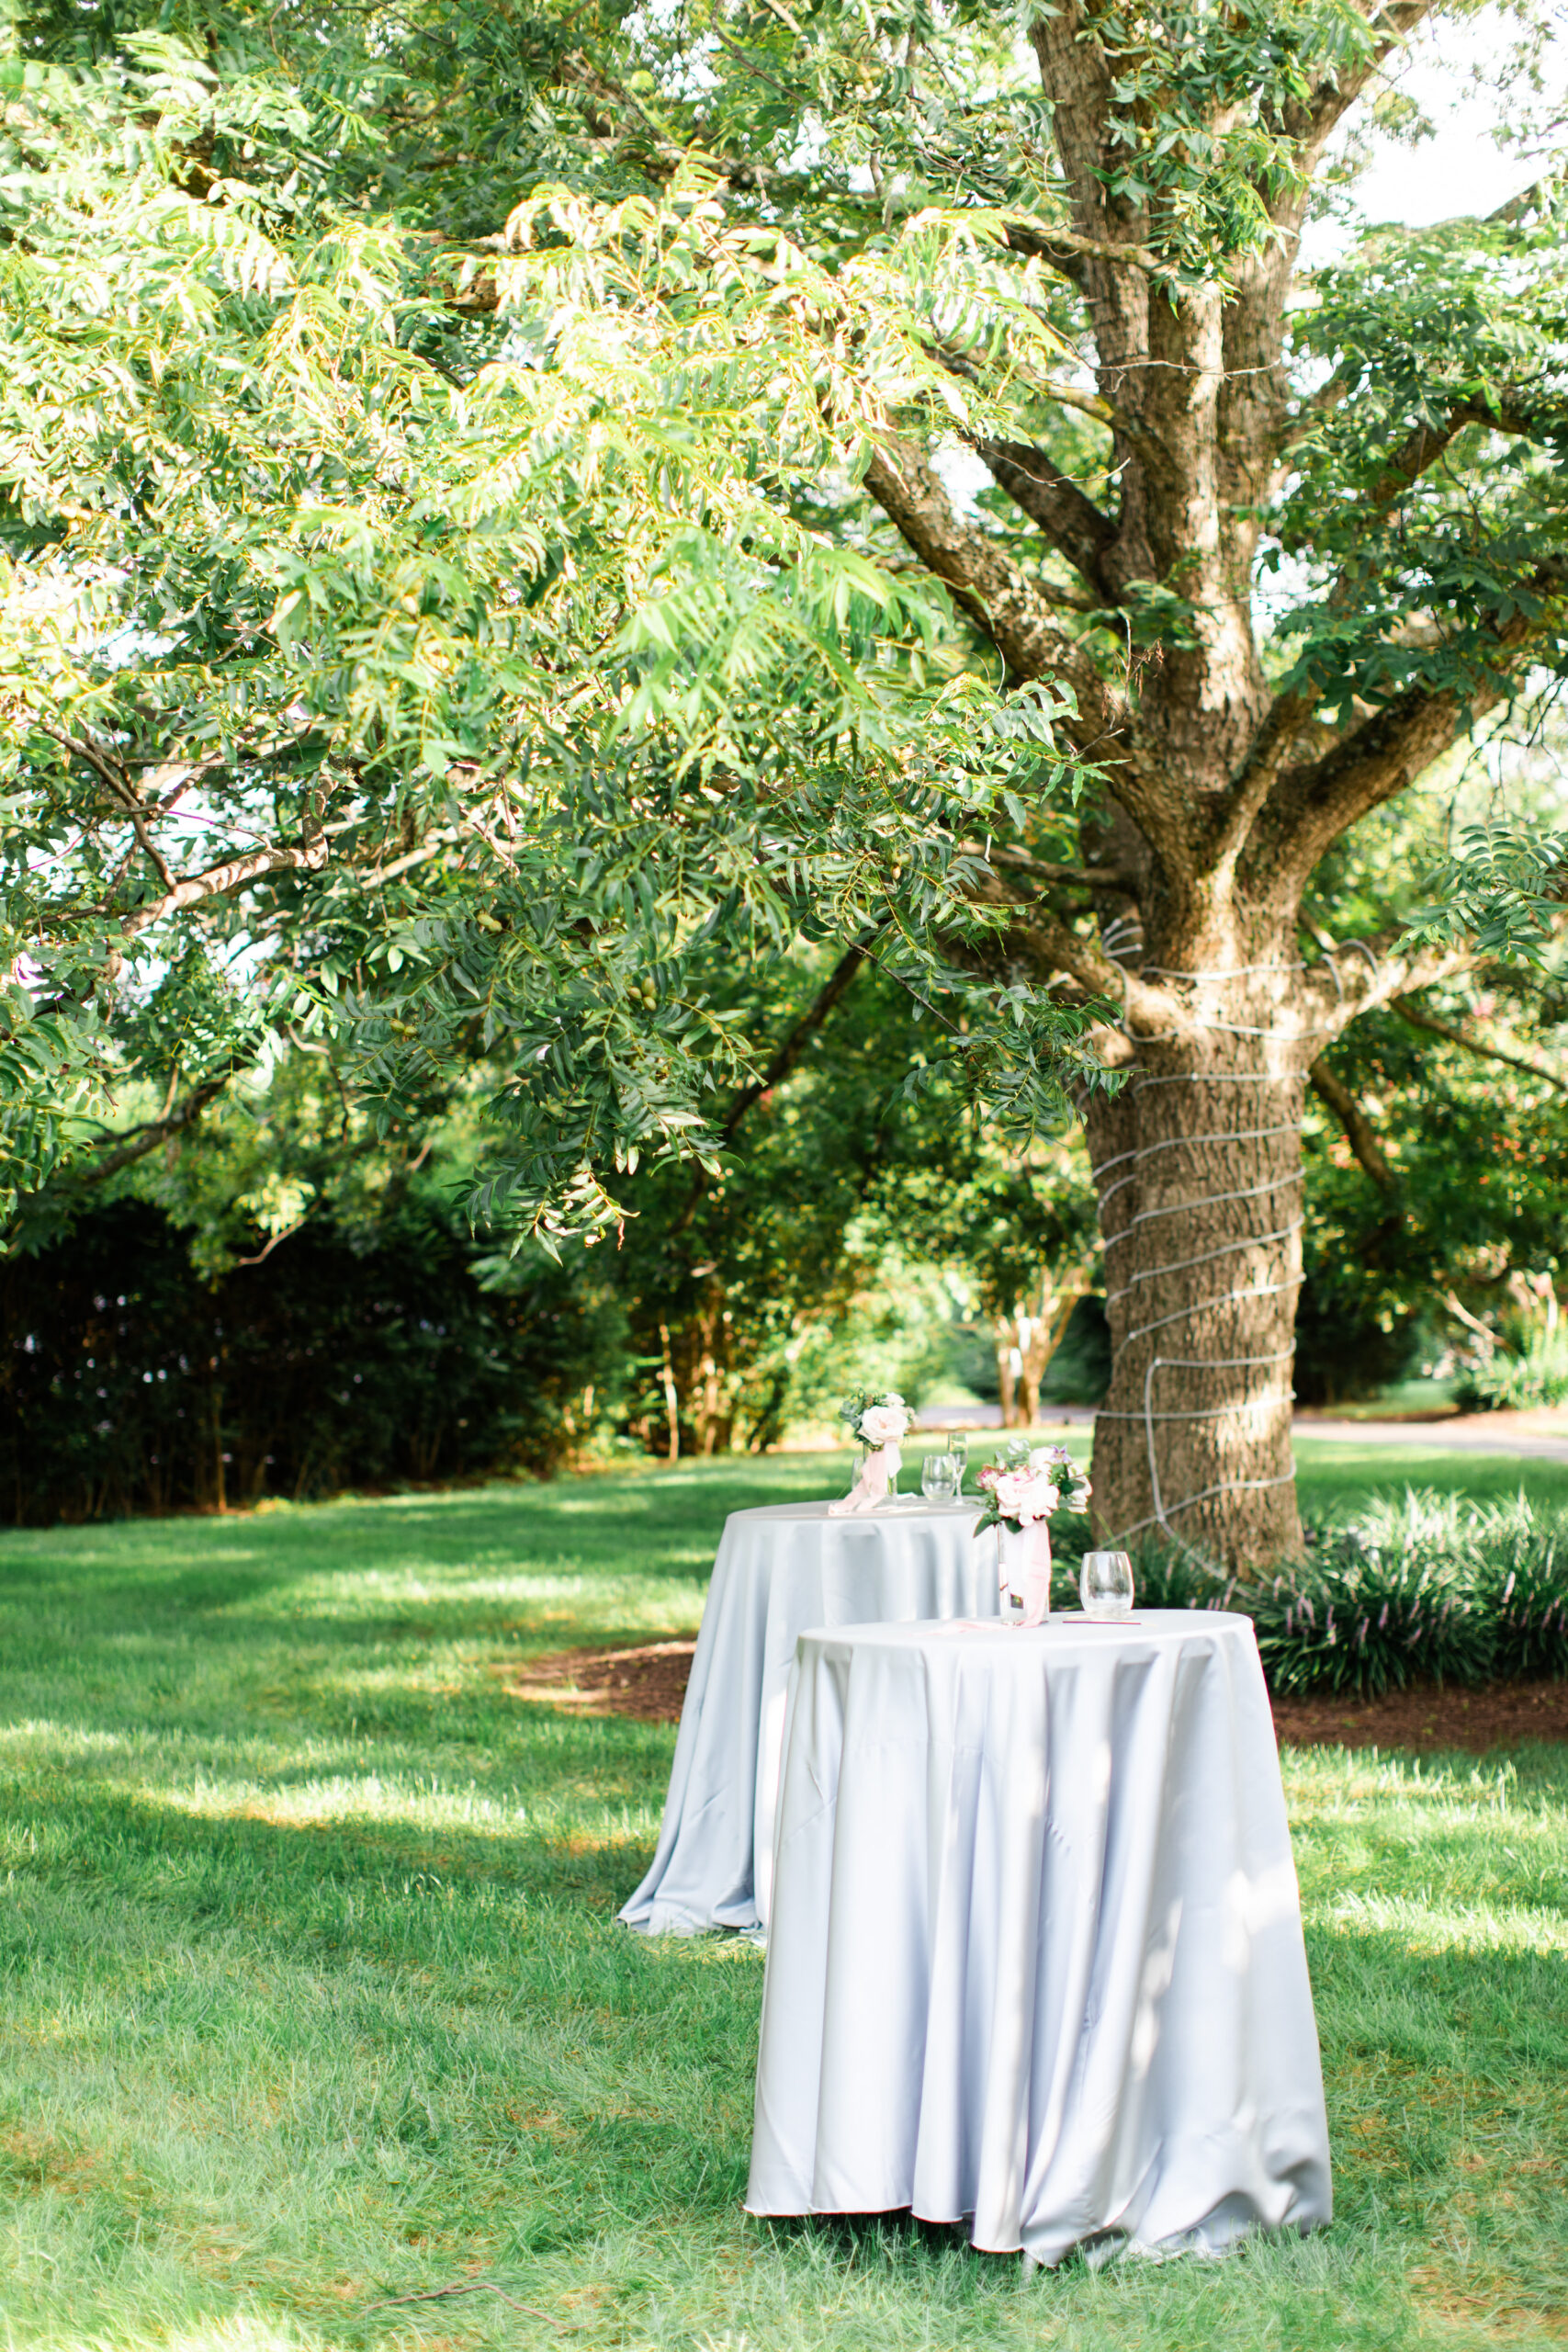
[619,1499,996,1937]
[746,1612,1331,2266]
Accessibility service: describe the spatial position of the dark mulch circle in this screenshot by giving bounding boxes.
[1268,1677,1568,1756]
[503,1640,698,1723]
[504,1640,1568,1755]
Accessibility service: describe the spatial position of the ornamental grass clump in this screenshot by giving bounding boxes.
[1250,1535,1493,1698]
[1470,1497,1568,1679]
[1244,1489,1568,1698]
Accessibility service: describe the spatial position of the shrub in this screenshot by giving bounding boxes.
[1470,1495,1568,1679]
[1249,1535,1494,1698]
[1125,1487,1568,1698]
[0,1198,626,1523]
[1453,1332,1568,1412]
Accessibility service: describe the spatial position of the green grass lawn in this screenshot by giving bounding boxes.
[1,1443,1565,2352]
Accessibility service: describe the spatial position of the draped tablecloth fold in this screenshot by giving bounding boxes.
[746,1613,1331,2267]
[619,1501,994,1938]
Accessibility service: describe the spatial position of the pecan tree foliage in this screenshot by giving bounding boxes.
[0,6,1100,1250]
[4,0,1566,1560]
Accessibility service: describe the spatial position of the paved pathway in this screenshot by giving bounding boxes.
[919,1405,1568,1464]
[1290,1415,1568,1463]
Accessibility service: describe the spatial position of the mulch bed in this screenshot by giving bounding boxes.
[504,1641,699,1723]
[1268,1678,1568,1756]
[503,1641,1568,1755]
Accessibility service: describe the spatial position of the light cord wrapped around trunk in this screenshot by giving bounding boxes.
[1079,958,1347,1556]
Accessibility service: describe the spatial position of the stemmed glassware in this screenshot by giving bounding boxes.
[948,1433,968,1496]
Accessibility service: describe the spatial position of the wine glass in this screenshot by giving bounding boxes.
[1078,1550,1134,1619]
[948,1432,968,1495]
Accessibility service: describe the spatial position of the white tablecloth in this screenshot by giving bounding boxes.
[747,1614,1331,2266]
[619,1500,996,1937]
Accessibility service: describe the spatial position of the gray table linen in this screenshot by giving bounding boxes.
[746,1613,1331,2266]
[619,1500,995,1937]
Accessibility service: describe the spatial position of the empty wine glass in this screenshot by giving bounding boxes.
[921,1453,960,1502]
[948,1433,968,1495]
[1078,1549,1135,1619]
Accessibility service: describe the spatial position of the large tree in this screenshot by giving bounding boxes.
[4,0,1565,1560]
[846,6,1568,1561]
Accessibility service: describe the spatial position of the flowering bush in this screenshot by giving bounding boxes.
[973,1438,1090,1534]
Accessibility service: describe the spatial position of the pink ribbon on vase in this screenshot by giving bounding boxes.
[828,1441,902,1515]
[998,1519,1053,1625]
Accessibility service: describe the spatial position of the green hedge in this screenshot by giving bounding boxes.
[0,1198,626,1523]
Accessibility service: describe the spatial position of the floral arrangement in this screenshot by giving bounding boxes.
[837,1389,911,1448]
[974,1439,1091,1534]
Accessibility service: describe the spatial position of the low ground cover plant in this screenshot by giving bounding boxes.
[1119,1489,1568,1697]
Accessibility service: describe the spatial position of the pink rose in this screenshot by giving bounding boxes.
[861,1403,909,1445]
[976,1464,1000,1491]
[996,1470,1058,1523]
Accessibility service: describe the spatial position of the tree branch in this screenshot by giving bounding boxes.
[1265,551,1568,878]
[1307,1058,1399,1193]
[861,434,1196,869]
[1001,218,1165,283]
[1392,995,1568,1095]
[974,437,1121,602]
[1277,1,1437,166]
[1357,393,1551,519]
[970,843,1135,893]
[64,1074,233,1186]
[862,436,1112,706]
[719,935,873,1140]
[980,885,1187,1039]
[668,933,875,1238]
[118,831,331,952]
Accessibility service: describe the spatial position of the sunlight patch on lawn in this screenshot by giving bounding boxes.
[0,1720,136,1755]
[140,1768,657,1849]
[146,1770,536,1833]
[1325,1888,1568,1956]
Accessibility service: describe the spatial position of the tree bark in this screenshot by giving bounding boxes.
[993,1268,1089,1428]
[1083,978,1308,1564]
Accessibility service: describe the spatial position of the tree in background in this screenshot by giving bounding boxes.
[1301,989,1568,1408]
[5,0,1566,1562]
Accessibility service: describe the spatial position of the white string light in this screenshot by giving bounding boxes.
[1103,1217,1305,1306]
[1102,1170,1303,1251]
[1091,1120,1302,1200]
[1084,956,1332,1553]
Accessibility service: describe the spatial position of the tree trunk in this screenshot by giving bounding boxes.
[1083,961,1311,1566]
[657,1322,680,1463]
[995,1336,1019,1427]
[994,1274,1088,1429]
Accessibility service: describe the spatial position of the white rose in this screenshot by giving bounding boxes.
[861,1404,908,1445]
